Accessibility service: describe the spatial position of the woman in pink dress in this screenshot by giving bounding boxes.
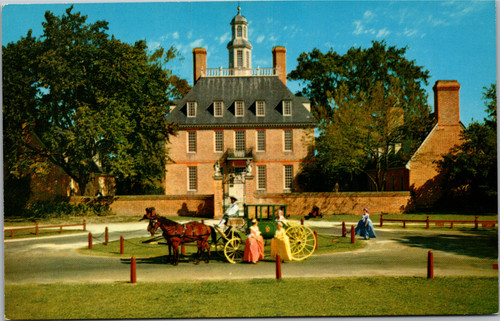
[243,219,264,263]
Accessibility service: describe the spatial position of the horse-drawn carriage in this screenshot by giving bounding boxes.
[212,204,317,263]
[141,204,316,265]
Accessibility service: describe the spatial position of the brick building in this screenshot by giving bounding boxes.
[164,7,316,217]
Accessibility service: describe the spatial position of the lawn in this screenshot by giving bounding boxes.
[5,277,498,319]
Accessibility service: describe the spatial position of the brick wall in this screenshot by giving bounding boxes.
[70,194,214,217]
[254,192,412,215]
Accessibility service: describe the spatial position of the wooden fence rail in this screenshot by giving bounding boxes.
[5,219,87,238]
[379,215,497,229]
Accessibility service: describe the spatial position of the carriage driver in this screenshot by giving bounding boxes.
[217,196,239,232]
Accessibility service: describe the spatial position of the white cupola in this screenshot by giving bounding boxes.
[226,6,252,75]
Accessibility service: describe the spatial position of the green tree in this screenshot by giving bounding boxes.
[436,84,497,211]
[290,41,434,191]
[3,6,186,198]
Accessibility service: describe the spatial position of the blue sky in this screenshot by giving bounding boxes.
[2,0,497,125]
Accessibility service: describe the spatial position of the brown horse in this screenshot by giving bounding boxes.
[140,207,213,265]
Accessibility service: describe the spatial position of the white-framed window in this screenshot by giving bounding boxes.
[246,51,250,68]
[235,100,244,117]
[283,100,292,116]
[187,101,197,117]
[256,100,265,117]
[283,129,293,152]
[257,165,266,190]
[214,130,224,153]
[237,26,242,37]
[256,130,266,152]
[187,131,197,153]
[237,50,243,67]
[235,130,246,152]
[188,166,197,192]
[214,101,223,117]
[284,165,293,191]
[243,26,247,38]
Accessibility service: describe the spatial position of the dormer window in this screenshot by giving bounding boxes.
[187,101,197,117]
[283,100,292,116]
[235,101,245,117]
[256,101,265,117]
[214,101,223,117]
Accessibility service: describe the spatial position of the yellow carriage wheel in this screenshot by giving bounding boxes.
[224,238,244,264]
[285,225,316,261]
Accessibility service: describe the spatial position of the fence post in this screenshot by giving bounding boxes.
[427,250,434,279]
[83,219,86,231]
[60,226,63,234]
[120,236,124,254]
[474,216,478,230]
[380,214,383,227]
[104,227,109,245]
[403,220,406,228]
[35,222,39,235]
[450,222,454,229]
[10,230,13,238]
[351,225,355,244]
[88,232,92,249]
[342,222,346,237]
[201,219,204,224]
[426,216,430,229]
[275,254,282,280]
[130,256,137,284]
[301,218,304,225]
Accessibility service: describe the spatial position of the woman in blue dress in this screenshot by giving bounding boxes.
[355,208,376,240]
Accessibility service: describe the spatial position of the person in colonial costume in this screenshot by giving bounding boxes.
[270,221,292,262]
[355,208,377,240]
[243,219,264,263]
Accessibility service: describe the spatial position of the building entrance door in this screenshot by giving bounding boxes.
[226,166,246,215]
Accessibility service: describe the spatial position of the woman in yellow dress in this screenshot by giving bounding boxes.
[270,221,292,262]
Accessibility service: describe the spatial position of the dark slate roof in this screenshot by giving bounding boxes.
[167,76,316,129]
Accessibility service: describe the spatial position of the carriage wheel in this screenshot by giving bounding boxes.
[224,238,244,264]
[285,225,316,261]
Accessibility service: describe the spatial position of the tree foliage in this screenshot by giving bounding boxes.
[290,41,434,191]
[436,84,497,211]
[3,6,188,197]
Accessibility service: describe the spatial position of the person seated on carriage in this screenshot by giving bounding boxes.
[270,221,292,262]
[243,218,265,263]
[276,206,287,222]
[216,196,239,232]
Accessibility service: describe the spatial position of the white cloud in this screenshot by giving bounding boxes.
[376,28,390,39]
[363,10,376,21]
[215,32,230,44]
[187,31,193,39]
[403,28,419,37]
[256,35,265,43]
[353,20,376,36]
[147,40,161,49]
[189,38,204,48]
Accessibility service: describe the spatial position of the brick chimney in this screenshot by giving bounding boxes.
[192,47,207,85]
[433,80,460,125]
[272,46,287,86]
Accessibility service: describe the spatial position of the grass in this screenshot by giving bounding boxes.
[5,277,498,319]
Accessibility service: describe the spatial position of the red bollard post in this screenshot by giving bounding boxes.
[342,222,346,237]
[427,250,434,279]
[351,225,355,244]
[130,256,137,284]
[104,227,109,245]
[275,254,282,280]
[83,219,86,231]
[474,216,478,230]
[426,216,430,229]
[314,231,318,250]
[301,218,304,225]
[35,222,39,235]
[88,232,92,249]
[380,214,383,227]
[120,236,124,254]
